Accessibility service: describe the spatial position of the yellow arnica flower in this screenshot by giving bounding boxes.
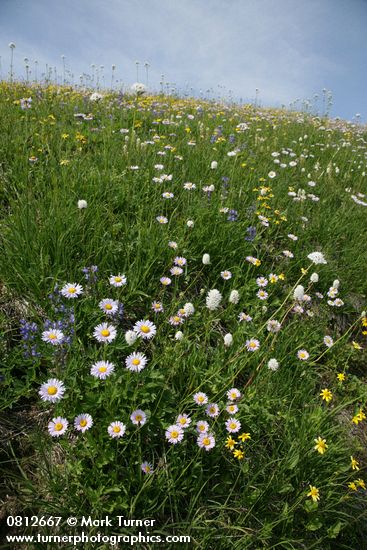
[320,389,333,402]
[233,449,245,460]
[348,482,357,491]
[356,478,366,490]
[238,432,251,442]
[352,341,362,350]
[307,486,320,502]
[225,437,236,450]
[314,437,328,455]
[337,373,346,382]
[350,456,360,471]
[352,410,366,425]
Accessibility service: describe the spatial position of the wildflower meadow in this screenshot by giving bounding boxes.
[0,79,366,549]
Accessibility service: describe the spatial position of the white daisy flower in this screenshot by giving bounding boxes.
[130,409,147,426]
[297,349,309,360]
[61,283,83,299]
[93,323,117,343]
[256,277,268,287]
[109,274,127,287]
[125,352,148,372]
[183,182,196,190]
[227,388,241,401]
[168,241,178,249]
[90,360,115,379]
[226,403,239,414]
[39,379,65,403]
[238,312,252,322]
[176,414,192,429]
[133,320,157,340]
[257,289,268,300]
[246,338,260,352]
[170,266,183,276]
[194,392,208,405]
[74,413,93,433]
[42,329,64,345]
[205,403,220,418]
[99,298,119,315]
[48,416,68,437]
[162,192,174,199]
[225,418,241,433]
[108,421,126,438]
[174,257,187,266]
[197,432,216,450]
[141,461,154,474]
[324,336,334,348]
[267,320,281,333]
[165,424,184,444]
[221,270,232,280]
[160,277,172,286]
[196,420,209,433]
[282,250,294,258]
[156,216,168,224]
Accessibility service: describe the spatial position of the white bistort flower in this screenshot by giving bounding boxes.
[310,273,319,283]
[206,289,222,311]
[293,285,305,301]
[211,161,218,169]
[202,253,211,265]
[125,330,138,345]
[131,82,146,95]
[267,358,279,371]
[307,251,327,265]
[229,290,240,304]
[183,302,195,316]
[224,333,233,347]
[77,199,88,209]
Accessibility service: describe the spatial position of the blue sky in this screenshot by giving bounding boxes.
[0,0,366,121]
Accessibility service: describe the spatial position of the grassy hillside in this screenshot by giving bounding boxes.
[0,82,366,549]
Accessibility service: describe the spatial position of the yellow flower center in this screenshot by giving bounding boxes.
[203,437,210,446]
[105,304,113,310]
[173,316,180,323]
[113,426,121,433]
[48,333,57,340]
[249,342,257,349]
[199,425,206,431]
[230,423,237,430]
[140,325,150,334]
[179,418,186,425]
[114,277,122,283]
[198,396,204,402]
[135,415,142,422]
[171,430,179,438]
[47,386,57,395]
[54,423,63,431]
[79,419,87,427]
[101,329,110,337]
[99,366,107,373]
[68,287,76,294]
[132,358,141,366]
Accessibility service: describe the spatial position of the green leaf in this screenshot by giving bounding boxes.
[306,518,323,531]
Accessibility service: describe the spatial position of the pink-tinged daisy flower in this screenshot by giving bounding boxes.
[257,289,268,300]
[226,404,239,414]
[39,379,66,403]
[74,413,93,433]
[183,182,196,190]
[151,301,164,313]
[176,414,191,429]
[90,360,115,379]
[197,432,216,450]
[227,388,241,401]
[125,352,148,373]
[245,338,260,352]
[108,421,126,438]
[42,329,64,345]
[141,461,154,474]
[156,215,168,224]
[93,323,117,343]
[162,192,174,199]
[160,276,172,286]
[196,420,209,433]
[109,274,127,287]
[205,403,220,418]
[174,257,187,266]
[194,392,208,405]
[225,417,241,433]
[130,409,147,426]
[221,270,232,280]
[61,283,83,299]
[133,320,157,340]
[238,312,252,322]
[48,416,68,437]
[165,424,184,444]
[256,277,268,287]
[297,349,309,360]
[170,266,183,276]
[169,315,184,326]
[99,298,119,315]
[168,241,178,249]
[267,319,281,333]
